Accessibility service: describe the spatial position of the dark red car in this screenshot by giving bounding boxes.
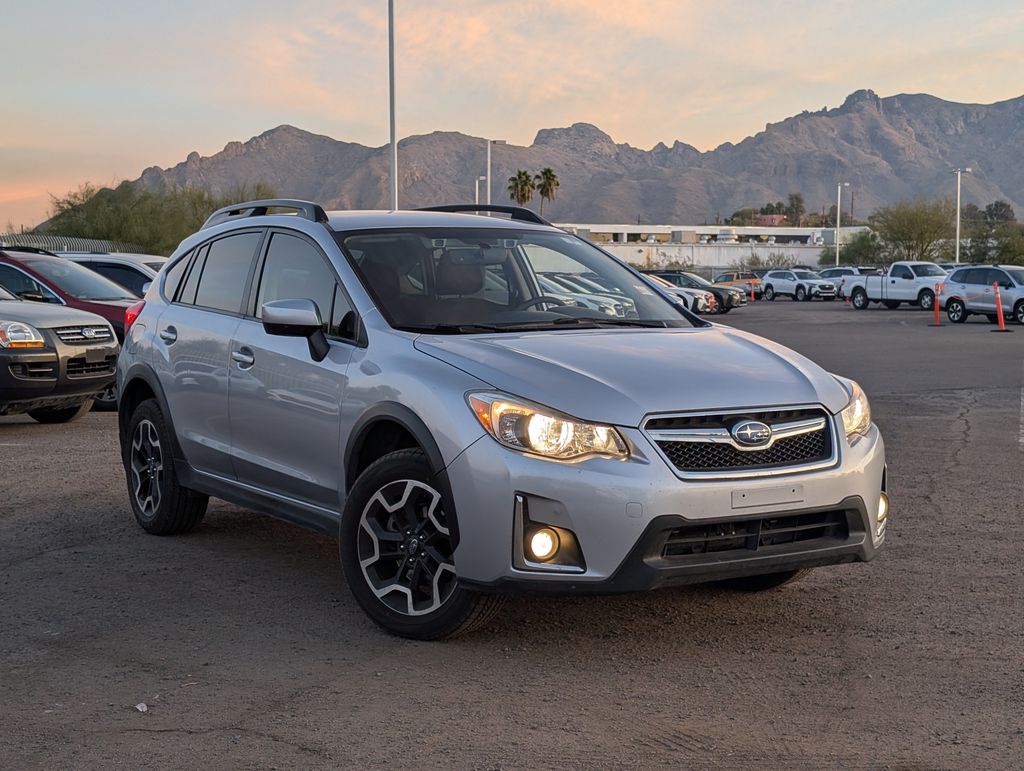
[0,247,137,340]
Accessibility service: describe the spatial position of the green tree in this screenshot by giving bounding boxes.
[533,167,559,217]
[726,208,758,226]
[869,198,955,263]
[506,170,535,207]
[786,192,805,226]
[984,200,1016,223]
[818,230,885,266]
[43,181,276,255]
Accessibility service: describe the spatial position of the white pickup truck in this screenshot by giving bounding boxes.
[844,261,948,310]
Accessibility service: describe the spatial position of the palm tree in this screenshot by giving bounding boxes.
[534,168,560,216]
[507,170,535,207]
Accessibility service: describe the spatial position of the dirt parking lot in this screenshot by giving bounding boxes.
[2,301,1022,769]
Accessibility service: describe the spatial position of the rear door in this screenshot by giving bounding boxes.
[156,230,264,477]
[961,268,989,312]
[227,230,358,509]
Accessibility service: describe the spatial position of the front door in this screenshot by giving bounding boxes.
[228,230,358,510]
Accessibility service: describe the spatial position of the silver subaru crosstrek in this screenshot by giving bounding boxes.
[118,200,888,639]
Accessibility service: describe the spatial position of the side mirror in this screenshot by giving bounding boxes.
[261,298,330,362]
[18,291,46,303]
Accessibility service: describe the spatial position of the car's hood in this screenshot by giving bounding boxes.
[414,326,850,427]
[0,300,111,329]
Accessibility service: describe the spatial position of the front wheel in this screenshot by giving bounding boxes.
[918,289,935,311]
[28,401,92,424]
[717,569,811,591]
[124,399,208,534]
[851,288,869,309]
[340,449,503,639]
[946,298,967,323]
[795,286,807,302]
[92,384,118,412]
[763,285,776,301]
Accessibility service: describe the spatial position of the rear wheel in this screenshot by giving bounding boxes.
[1015,301,1024,325]
[124,399,208,535]
[918,289,935,311]
[340,449,503,639]
[27,401,92,424]
[763,285,775,301]
[851,288,869,309]
[795,286,807,302]
[946,298,967,323]
[717,569,810,591]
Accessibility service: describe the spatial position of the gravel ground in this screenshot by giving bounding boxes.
[1,301,1022,769]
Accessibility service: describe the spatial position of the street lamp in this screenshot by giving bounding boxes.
[835,182,850,266]
[953,167,971,264]
[387,0,398,210]
[474,175,487,205]
[486,139,507,206]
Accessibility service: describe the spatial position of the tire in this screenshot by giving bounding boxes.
[1015,301,1024,325]
[92,384,118,412]
[27,401,92,424]
[883,300,900,310]
[795,286,807,302]
[918,289,935,311]
[851,288,869,310]
[946,298,967,323]
[123,399,208,535]
[340,449,504,640]
[717,569,811,591]
[763,285,775,301]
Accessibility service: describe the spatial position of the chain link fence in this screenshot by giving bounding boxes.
[0,233,146,253]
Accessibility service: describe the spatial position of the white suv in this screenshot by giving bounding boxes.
[762,270,837,302]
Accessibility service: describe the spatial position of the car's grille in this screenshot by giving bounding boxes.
[8,362,57,379]
[66,355,117,378]
[662,510,850,560]
[53,325,113,344]
[646,408,834,476]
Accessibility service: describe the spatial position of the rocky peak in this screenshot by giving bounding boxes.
[533,123,617,156]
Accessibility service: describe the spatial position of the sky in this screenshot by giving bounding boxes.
[3,0,1023,229]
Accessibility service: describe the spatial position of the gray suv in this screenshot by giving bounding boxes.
[118,200,888,639]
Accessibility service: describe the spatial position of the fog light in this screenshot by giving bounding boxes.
[529,528,559,562]
[876,492,889,537]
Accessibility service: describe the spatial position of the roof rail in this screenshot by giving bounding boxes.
[201,199,329,230]
[0,244,60,257]
[415,204,550,226]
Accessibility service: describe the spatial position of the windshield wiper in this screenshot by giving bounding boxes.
[551,317,670,328]
[394,323,511,334]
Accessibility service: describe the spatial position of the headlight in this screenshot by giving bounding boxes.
[837,378,871,438]
[0,320,45,348]
[468,392,628,460]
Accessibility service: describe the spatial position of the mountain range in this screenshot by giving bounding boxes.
[135,89,1024,224]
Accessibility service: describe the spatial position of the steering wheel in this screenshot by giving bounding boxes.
[514,295,569,311]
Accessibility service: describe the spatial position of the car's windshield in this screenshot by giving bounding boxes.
[1004,268,1024,285]
[910,264,946,277]
[338,228,694,332]
[0,284,19,301]
[23,258,135,300]
[683,272,713,287]
[794,271,821,280]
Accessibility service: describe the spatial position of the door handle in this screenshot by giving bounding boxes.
[159,326,177,343]
[232,348,255,367]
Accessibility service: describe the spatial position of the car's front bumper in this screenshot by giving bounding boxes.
[0,339,119,415]
[447,420,886,593]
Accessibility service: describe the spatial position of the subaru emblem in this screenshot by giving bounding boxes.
[731,420,772,447]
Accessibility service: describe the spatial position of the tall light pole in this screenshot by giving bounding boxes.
[953,167,971,264]
[474,175,486,205]
[835,182,849,266]
[485,139,506,206]
[387,0,398,210]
